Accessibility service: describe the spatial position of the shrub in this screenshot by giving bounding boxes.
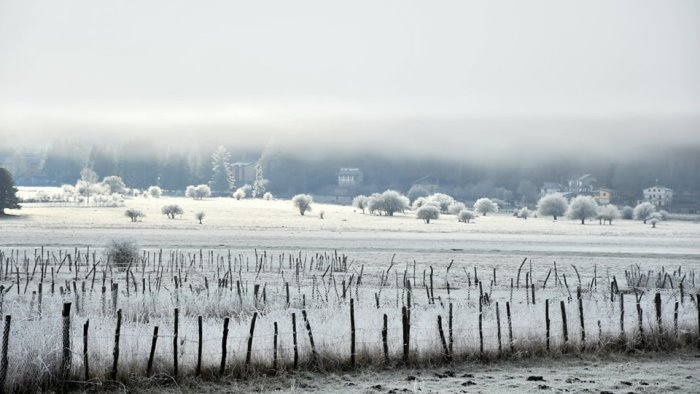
[566,195,598,224]
[352,195,369,213]
[518,207,530,219]
[106,240,139,270]
[161,204,184,219]
[263,192,273,201]
[292,194,313,216]
[621,205,634,220]
[102,176,126,195]
[319,211,325,219]
[195,211,205,224]
[648,212,663,228]
[124,208,145,222]
[474,197,498,216]
[233,185,252,200]
[458,209,475,223]
[447,202,466,215]
[194,184,211,199]
[147,186,162,198]
[367,193,383,214]
[659,210,669,221]
[537,194,568,220]
[185,185,196,199]
[634,202,656,224]
[380,190,409,216]
[411,197,429,210]
[416,205,440,224]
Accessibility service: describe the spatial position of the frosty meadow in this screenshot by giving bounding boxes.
[0,193,698,392]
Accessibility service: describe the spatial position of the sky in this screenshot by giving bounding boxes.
[0,0,699,160]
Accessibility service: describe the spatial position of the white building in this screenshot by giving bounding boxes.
[643,186,673,207]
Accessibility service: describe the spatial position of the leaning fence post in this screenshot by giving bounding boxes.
[0,315,11,391]
[301,310,319,367]
[220,317,230,376]
[437,315,450,361]
[83,319,89,381]
[111,309,122,380]
[61,303,72,383]
[560,301,568,351]
[147,326,158,376]
[246,312,258,367]
[350,299,356,368]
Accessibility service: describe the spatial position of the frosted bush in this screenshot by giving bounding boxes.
[416,205,440,223]
[474,197,498,216]
[458,209,475,223]
[447,202,466,215]
[147,186,162,198]
[292,194,313,216]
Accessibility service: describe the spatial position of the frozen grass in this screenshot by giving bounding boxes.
[0,247,697,392]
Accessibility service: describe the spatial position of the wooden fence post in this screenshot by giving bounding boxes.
[147,326,158,376]
[545,300,550,351]
[219,317,230,376]
[478,300,484,357]
[83,319,89,381]
[578,288,585,347]
[437,315,450,361]
[173,308,179,377]
[301,310,319,367]
[655,292,662,331]
[448,303,453,355]
[61,303,72,383]
[111,309,122,380]
[496,302,502,354]
[196,316,202,376]
[402,306,410,363]
[246,312,258,367]
[560,301,568,351]
[273,322,278,372]
[506,301,513,352]
[382,314,389,364]
[0,315,11,391]
[620,293,625,341]
[292,313,299,369]
[350,299,356,368]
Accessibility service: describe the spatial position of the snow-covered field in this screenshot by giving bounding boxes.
[0,196,699,392]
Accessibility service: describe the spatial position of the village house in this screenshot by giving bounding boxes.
[643,185,673,207]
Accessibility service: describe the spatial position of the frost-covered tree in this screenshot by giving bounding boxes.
[367,193,383,214]
[352,195,369,213]
[598,204,620,225]
[429,193,455,213]
[0,168,20,215]
[210,145,234,193]
[80,167,98,205]
[648,212,662,228]
[416,205,440,224]
[633,202,656,224]
[185,185,196,199]
[102,176,126,195]
[621,205,634,220]
[233,185,251,200]
[447,202,466,215]
[161,204,184,219]
[124,208,145,222]
[518,207,530,219]
[537,194,568,220]
[566,195,598,224]
[474,197,498,216]
[147,186,162,198]
[292,194,313,216]
[193,184,211,200]
[458,209,475,223]
[411,196,428,210]
[263,192,273,201]
[407,185,430,202]
[195,211,205,224]
[106,240,139,270]
[658,210,669,221]
[381,190,409,216]
[252,163,266,198]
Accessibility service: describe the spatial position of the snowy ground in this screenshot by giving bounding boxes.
[123,351,700,393]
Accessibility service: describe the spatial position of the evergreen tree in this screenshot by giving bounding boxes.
[210,145,234,193]
[252,163,266,197]
[0,168,21,215]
